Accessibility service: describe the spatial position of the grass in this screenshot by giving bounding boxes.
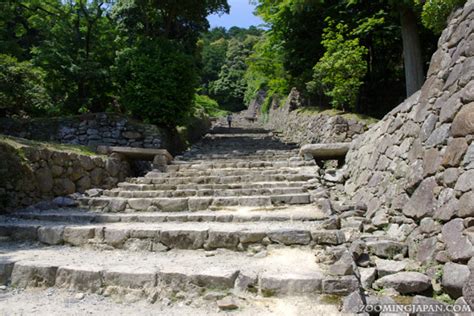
[0,134,98,156]
[296,106,379,125]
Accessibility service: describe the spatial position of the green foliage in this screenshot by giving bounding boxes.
[252,0,332,90]
[114,39,197,127]
[307,20,368,111]
[199,37,228,89]
[244,34,289,106]
[209,35,259,111]
[112,0,229,51]
[416,0,466,34]
[194,94,226,117]
[31,0,118,114]
[0,54,52,117]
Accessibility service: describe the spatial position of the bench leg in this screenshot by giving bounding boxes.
[337,158,345,168]
[153,154,168,172]
[315,159,324,168]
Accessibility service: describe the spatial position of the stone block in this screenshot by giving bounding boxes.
[11,262,57,288]
[268,229,311,245]
[442,262,470,299]
[159,229,207,249]
[311,230,345,245]
[373,272,431,294]
[260,272,323,295]
[38,226,64,245]
[205,231,240,250]
[104,267,157,289]
[63,227,95,246]
[56,266,103,293]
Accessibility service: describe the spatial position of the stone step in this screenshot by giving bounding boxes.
[177,154,299,162]
[7,206,329,224]
[116,181,310,191]
[167,160,316,171]
[145,167,313,178]
[104,187,306,198]
[0,243,358,297]
[81,194,312,212]
[129,174,313,185]
[0,220,346,251]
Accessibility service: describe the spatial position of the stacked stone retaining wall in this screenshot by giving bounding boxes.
[0,141,131,212]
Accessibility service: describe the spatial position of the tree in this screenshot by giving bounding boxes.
[252,0,333,90]
[0,54,52,117]
[32,0,119,114]
[209,35,259,111]
[0,0,120,114]
[112,0,229,125]
[244,33,289,108]
[307,21,368,111]
[114,39,197,127]
[112,0,229,51]
[200,37,228,91]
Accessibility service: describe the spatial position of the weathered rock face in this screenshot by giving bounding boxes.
[341,0,474,301]
[260,88,369,145]
[0,112,211,154]
[0,142,131,212]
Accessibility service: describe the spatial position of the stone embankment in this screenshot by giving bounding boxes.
[0,138,131,211]
[335,0,474,311]
[245,88,371,145]
[0,112,211,154]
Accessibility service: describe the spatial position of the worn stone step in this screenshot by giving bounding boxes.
[117,181,310,192]
[103,187,307,198]
[8,206,329,224]
[0,244,357,297]
[130,174,313,185]
[81,194,312,212]
[0,220,346,251]
[145,167,311,178]
[167,160,316,171]
[177,154,299,162]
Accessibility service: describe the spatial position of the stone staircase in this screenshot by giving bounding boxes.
[0,122,358,310]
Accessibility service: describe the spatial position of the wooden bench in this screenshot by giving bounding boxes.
[299,143,351,167]
[97,146,173,171]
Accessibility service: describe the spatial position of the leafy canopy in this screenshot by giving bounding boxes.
[307,20,368,111]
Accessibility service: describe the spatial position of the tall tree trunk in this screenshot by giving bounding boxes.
[400,7,424,97]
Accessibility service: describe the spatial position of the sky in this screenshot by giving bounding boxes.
[208,0,264,29]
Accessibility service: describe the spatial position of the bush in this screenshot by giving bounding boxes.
[0,54,52,117]
[114,39,197,127]
[307,21,367,112]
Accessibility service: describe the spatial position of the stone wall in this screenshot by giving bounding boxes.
[0,112,211,154]
[343,0,473,279]
[0,140,130,212]
[262,89,370,145]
